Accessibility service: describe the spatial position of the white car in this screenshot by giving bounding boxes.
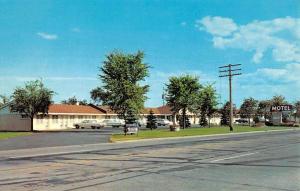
[155,119,172,127]
[101,119,125,128]
[74,120,103,129]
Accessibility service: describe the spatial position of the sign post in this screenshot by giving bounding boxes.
[270,105,293,125]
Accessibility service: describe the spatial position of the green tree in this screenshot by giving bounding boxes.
[179,115,191,128]
[198,84,218,127]
[165,75,201,129]
[294,101,300,122]
[146,110,157,130]
[61,96,88,105]
[10,80,54,131]
[90,51,149,119]
[220,101,230,126]
[125,108,137,124]
[239,97,258,126]
[220,101,237,126]
[0,95,10,108]
[271,95,287,106]
[257,100,272,122]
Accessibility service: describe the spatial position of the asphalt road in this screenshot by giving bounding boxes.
[0,128,122,151]
[0,130,299,191]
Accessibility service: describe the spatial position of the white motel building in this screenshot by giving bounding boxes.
[1,103,208,131]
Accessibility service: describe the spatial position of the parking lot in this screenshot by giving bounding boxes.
[0,128,122,151]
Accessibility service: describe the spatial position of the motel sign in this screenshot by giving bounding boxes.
[270,105,293,112]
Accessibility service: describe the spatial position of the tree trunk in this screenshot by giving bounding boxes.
[172,113,176,126]
[183,108,186,129]
[30,117,34,132]
[208,116,211,128]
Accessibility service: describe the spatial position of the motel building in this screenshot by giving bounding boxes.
[0,102,248,132]
[0,103,202,131]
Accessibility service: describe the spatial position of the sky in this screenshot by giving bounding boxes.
[0,0,299,107]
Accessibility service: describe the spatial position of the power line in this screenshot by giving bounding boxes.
[218,64,242,131]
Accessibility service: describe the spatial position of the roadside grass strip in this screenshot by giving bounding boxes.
[110,126,297,142]
[0,132,32,140]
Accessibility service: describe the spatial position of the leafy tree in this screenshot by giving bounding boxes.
[61,96,88,105]
[294,101,300,122]
[179,115,191,128]
[199,113,208,127]
[10,80,54,131]
[165,75,201,129]
[239,97,258,126]
[146,110,157,130]
[220,102,230,126]
[257,100,272,122]
[198,84,218,127]
[271,95,287,106]
[220,101,237,126]
[0,95,10,108]
[90,51,149,119]
[125,108,137,124]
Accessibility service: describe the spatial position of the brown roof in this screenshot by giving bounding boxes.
[95,105,173,115]
[96,106,117,114]
[48,104,105,114]
[142,105,173,115]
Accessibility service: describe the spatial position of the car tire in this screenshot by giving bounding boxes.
[91,126,95,129]
[81,127,84,129]
[96,127,100,129]
[75,125,79,129]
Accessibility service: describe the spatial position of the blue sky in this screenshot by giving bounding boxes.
[0,0,299,107]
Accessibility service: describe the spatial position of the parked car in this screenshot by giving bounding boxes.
[74,120,103,129]
[101,119,125,128]
[137,119,147,127]
[234,119,249,125]
[155,119,172,127]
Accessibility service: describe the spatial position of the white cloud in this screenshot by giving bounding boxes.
[71,27,81,32]
[257,63,300,82]
[196,16,238,37]
[180,22,187,27]
[198,16,300,63]
[37,32,58,40]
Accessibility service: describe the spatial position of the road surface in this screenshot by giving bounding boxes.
[0,130,299,191]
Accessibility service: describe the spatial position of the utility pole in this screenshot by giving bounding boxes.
[219,64,242,131]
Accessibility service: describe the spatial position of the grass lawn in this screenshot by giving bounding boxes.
[0,132,32,140]
[110,126,297,142]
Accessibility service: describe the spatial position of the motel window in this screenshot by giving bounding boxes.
[92,116,96,119]
[52,115,58,123]
[70,116,75,120]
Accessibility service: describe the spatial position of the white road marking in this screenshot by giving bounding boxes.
[210,152,258,163]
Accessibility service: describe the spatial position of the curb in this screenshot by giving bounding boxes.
[111,128,300,143]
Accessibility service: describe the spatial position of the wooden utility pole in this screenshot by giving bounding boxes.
[219,64,242,131]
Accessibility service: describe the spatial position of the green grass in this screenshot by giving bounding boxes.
[0,132,32,140]
[110,126,296,142]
